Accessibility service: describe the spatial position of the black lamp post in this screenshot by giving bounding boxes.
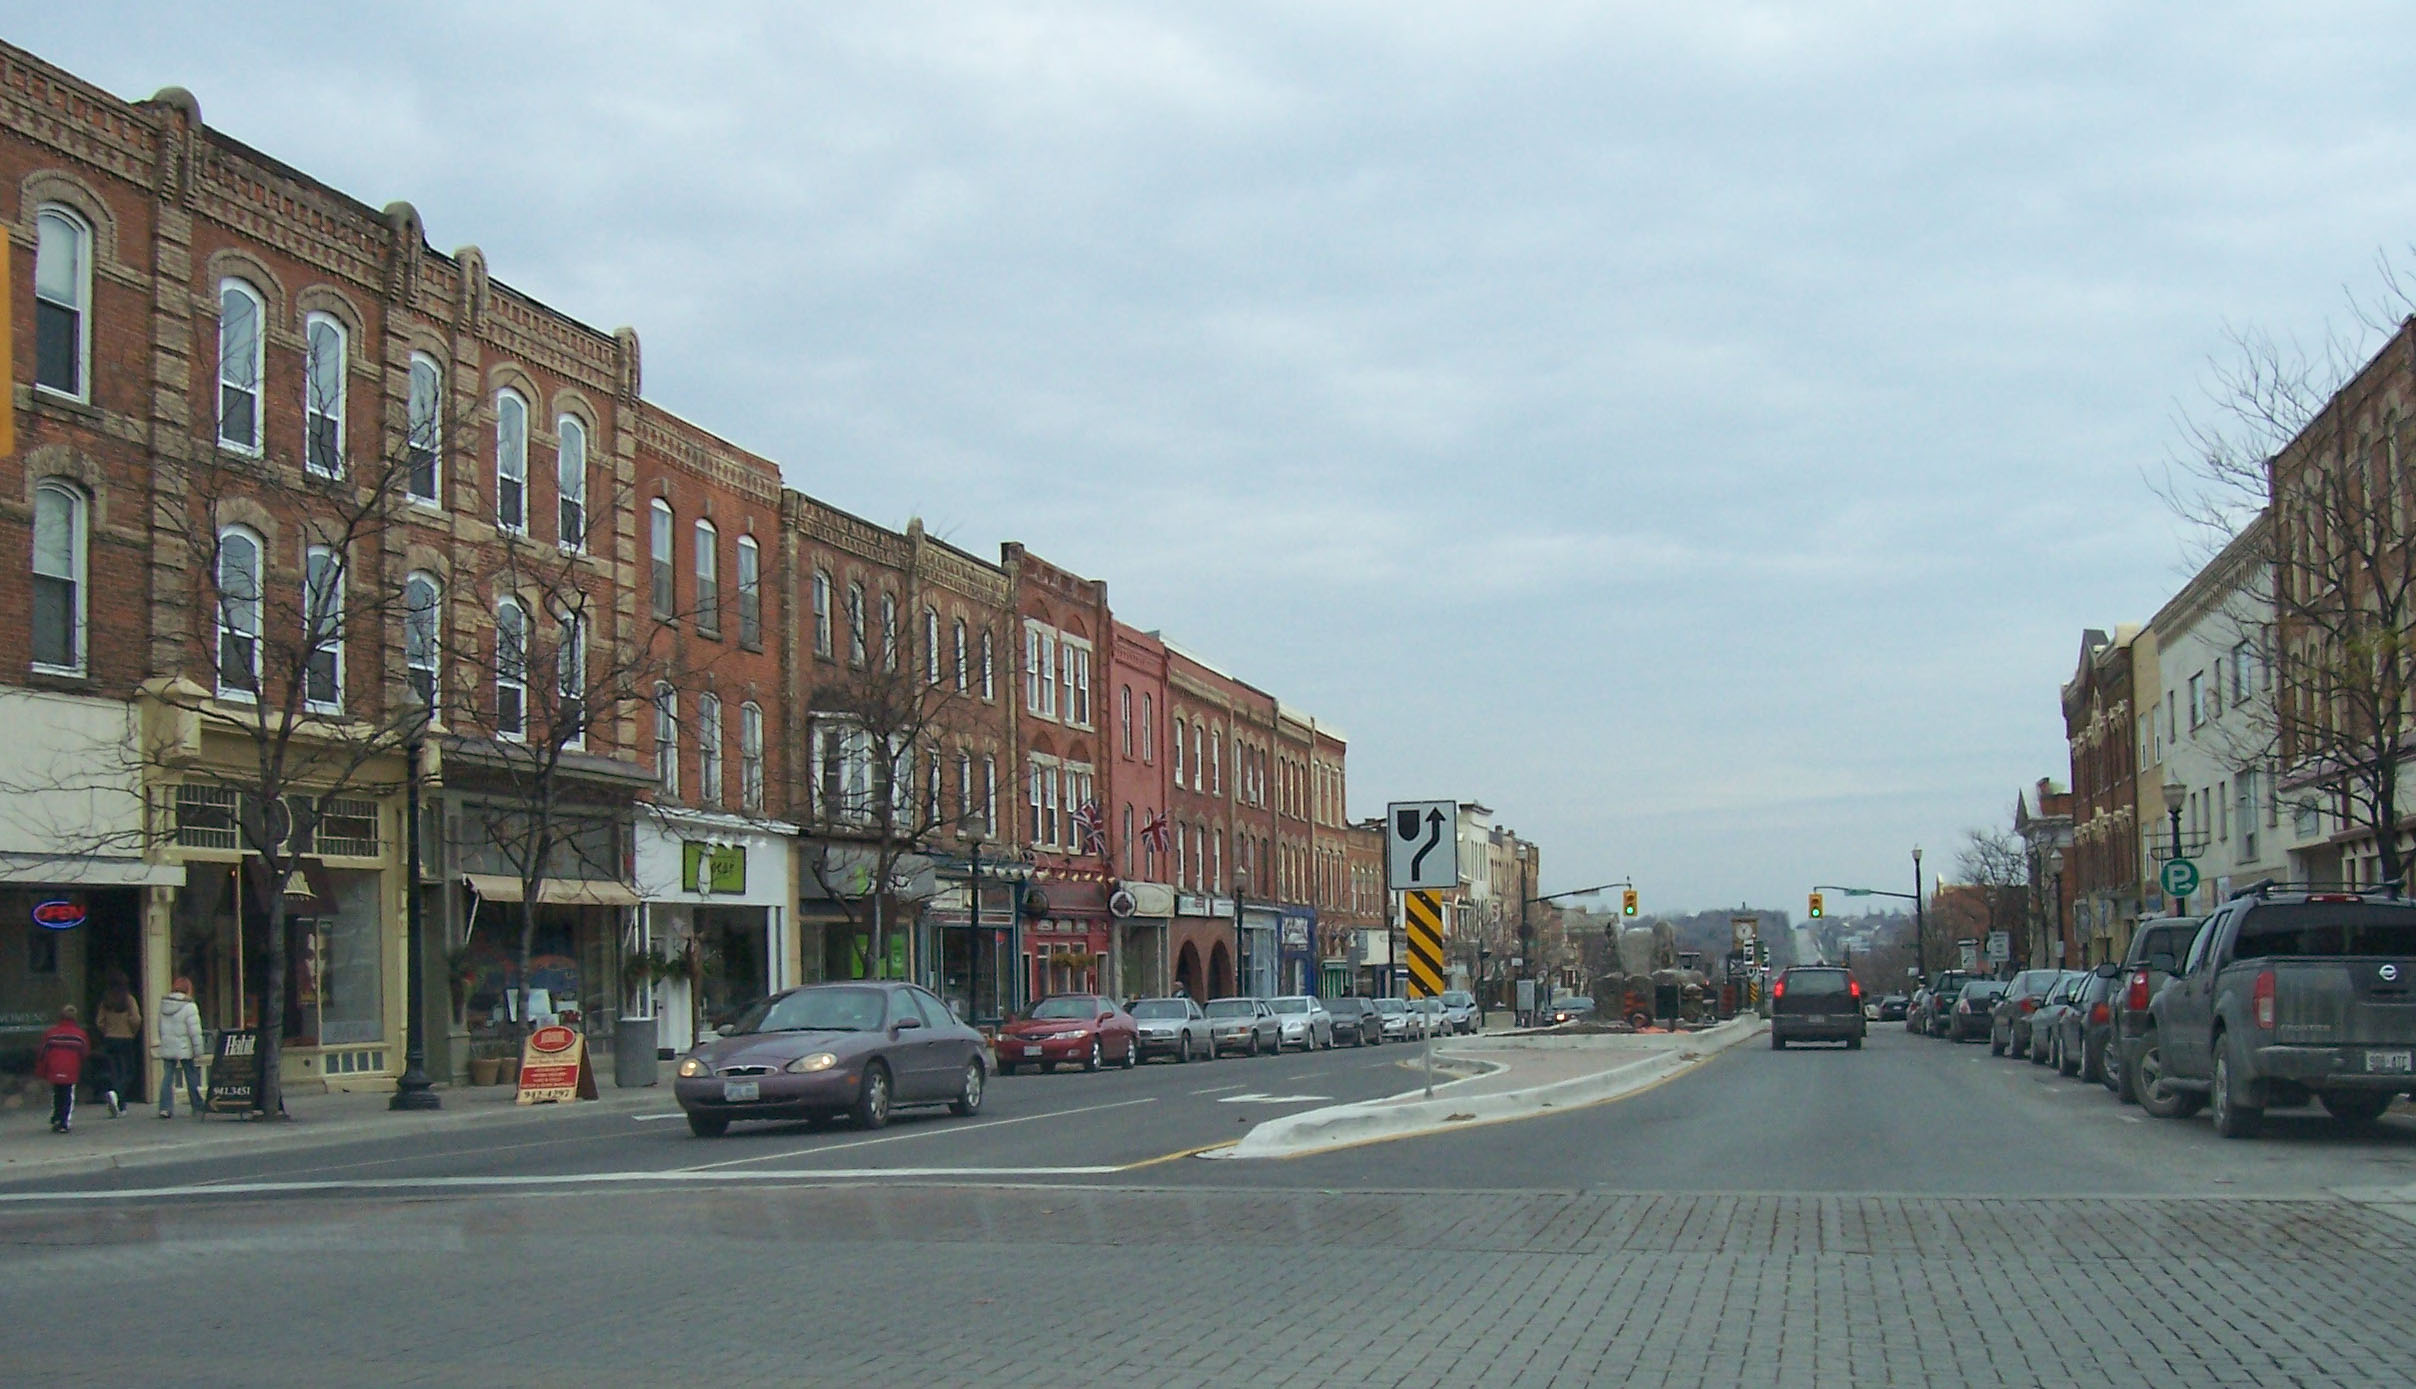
[1232,867,1249,997]
[1912,846,1926,979]
[2162,780,2189,915]
[390,700,440,1111]
[960,811,988,1024]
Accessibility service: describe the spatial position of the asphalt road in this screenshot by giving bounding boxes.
[10,1026,2416,1386]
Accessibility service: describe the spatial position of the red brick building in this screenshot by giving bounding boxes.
[1104,620,1175,997]
[1004,544,1112,1001]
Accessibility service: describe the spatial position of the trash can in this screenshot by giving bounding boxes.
[614,1015,658,1088]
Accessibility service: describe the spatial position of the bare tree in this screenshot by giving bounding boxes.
[2162,283,2416,886]
[1950,826,2029,970]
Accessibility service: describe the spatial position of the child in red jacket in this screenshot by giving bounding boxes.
[36,1005,90,1134]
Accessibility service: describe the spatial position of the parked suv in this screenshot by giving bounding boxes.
[2140,885,2416,1137]
[2109,917,2206,1104]
[1770,966,1865,1049]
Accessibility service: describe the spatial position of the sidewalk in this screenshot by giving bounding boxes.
[0,1065,678,1181]
[1218,1016,1766,1159]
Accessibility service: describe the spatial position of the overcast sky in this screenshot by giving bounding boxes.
[25,3,2416,911]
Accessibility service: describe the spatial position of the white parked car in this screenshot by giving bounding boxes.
[1372,996,1420,1040]
[1440,990,1479,1034]
[1267,996,1334,1050]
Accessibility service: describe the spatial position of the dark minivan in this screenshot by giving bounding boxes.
[1770,966,1866,1049]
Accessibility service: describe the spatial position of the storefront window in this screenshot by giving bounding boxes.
[315,872,384,1045]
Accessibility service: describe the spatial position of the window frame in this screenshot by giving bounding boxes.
[494,597,529,741]
[302,544,345,713]
[302,313,348,478]
[736,536,762,650]
[697,692,723,808]
[214,526,264,700]
[403,572,441,721]
[32,206,91,401]
[406,353,443,505]
[556,414,588,551]
[650,499,676,620]
[693,518,720,637]
[654,683,680,797]
[847,582,867,667]
[981,630,995,701]
[216,279,265,455]
[555,606,586,750]
[880,593,898,672]
[924,607,942,686]
[953,619,968,692]
[495,390,530,533]
[812,569,834,659]
[30,479,87,675]
[740,702,766,814]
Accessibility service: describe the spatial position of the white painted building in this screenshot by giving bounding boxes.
[632,809,798,1054]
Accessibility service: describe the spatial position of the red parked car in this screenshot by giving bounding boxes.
[994,995,1138,1074]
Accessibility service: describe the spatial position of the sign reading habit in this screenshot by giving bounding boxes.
[515,1023,598,1104]
[205,1027,259,1114]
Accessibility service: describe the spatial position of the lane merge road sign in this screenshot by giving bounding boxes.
[2159,857,2200,901]
[1404,890,1446,999]
[1386,800,1458,891]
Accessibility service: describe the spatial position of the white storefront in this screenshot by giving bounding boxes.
[633,810,797,1054]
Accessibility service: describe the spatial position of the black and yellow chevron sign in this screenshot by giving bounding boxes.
[1404,889,1446,999]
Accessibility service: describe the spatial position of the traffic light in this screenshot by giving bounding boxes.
[1808,891,1824,919]
[1621,888,1638,917]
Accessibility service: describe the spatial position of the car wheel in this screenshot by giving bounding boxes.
[2058,1035,2081,1078]
[1121,1038,1137,1069]
[950,1060,985,1117]
[2211,1036,2263,1139]
[1177,1035,1192,1064]
[1989,1028,2005,1057]
[2134,1033,2204,1120]
[853,1062,892,1131]
[685,1112,729,1139]
[1247,1032,1260,1057]
[2031,1034,2050,1067]
[1770,1035,1785,1051]
[1846,1034,1862,1051]
[2320,1091,2393,1124]
[1084,1039,1103,1073]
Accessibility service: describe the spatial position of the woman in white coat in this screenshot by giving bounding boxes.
[154,977,207,1118]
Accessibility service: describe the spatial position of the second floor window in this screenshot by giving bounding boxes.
[557,416,587,549]
[403,573,441,718]
[880,593,898,672]
[217,281,263,452]
[302,545,344,711]
[1120,686,1133,758]
[214,527,262,698]
[33,207,88,398]
[406,355,441,503]
[1063,641,1091,726]
[303,315,346,476]
[736,537,761,649]
[847,582,867,666]
[496,391,529,532]
[925,607,941,686]
[740,703,765,814]
[495,599,528,740]
[650,500,676,619]
[697,693,722,807]
[981,630,995,701]
[812,570,833,657]
[31,481,85,673]
[1141,694,1154,762]
[555,609,585,748]
[694,520,720,636]
[953,619,968,691]
[654,684,679,795]
[1172,720,1185,786]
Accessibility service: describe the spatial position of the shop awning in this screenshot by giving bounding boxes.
[0,853,185,888]
[462,873,640,907]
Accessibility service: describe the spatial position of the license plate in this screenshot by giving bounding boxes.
[721,1080,760,1102]
[1023,1045,1042,1057]
[2367,1050,2413,1074]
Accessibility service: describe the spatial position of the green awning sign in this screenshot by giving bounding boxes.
[683,842,747,895]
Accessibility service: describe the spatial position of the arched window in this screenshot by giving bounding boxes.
[556,415,587,550]
[406,354,442,504]
[302,545,344,711]
[649,499,675,618]
[880,593,898,672]
[654,683,680,796]
[217,281,264,452]
[555,607,586,748]
[953,619,968,691]
[303,314,347,476]
[1123,805,1135,875]
[741,703,766,814]
[1120,686,1133,757]
[956,750,973,821]
[847,582,867,666]
[736,536,762,649]
[694,519,720,635]
[812,570,833,657]
[403,573,441,718]
[495,390,529,532]
[924,607,941,685]
[214,527,263,697]
[697,693,722,807]
[31,480,86,673]
[1192,722,1206,789]
[1172,719,1185,786]
[33,207,89,398]
[981,630,995,700]
[494,598,528,740]
[1210,729,1221,795]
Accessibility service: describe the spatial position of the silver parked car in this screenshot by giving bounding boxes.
[1372,996,1419,1040]
[1129,996,1215,1063]
[1268,995,1334,1050]
[1204,997,1282,1057]
[1440,989,1479,1034]
[1408,997,1448,1037]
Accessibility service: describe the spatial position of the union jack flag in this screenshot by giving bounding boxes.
[1139,808,1172,856]
[1071,800,1108,858]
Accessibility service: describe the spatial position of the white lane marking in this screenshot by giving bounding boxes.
[0,1167,1128,1203]
[631,1113,687,1122]
[1216,1093,1332,1104]
[1189,1083,1247,1096]
[677,1096,1158,1172]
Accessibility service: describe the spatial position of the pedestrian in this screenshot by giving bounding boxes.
[154,976,207,1119]
[92,970,143,1118]
[36,1005,89,1134]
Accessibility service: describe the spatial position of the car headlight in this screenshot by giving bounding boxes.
[785,1052,839,1074]
[677,1056,710,1078]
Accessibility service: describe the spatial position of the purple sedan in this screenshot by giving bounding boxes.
[673,982,990,1137]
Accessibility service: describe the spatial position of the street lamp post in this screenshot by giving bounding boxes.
[960,812,988,1024]
[1232,868,1249,997]
[2162,780,2189,915]
[390,704,440,1111]
[1912,847,1926,979]
[2046,847,2066,965]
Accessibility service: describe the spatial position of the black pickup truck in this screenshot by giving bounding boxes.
[2138,885,2416,1137]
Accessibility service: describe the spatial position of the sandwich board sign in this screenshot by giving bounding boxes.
[1386,801,1458,892]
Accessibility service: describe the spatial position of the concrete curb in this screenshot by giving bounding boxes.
[1214,1014,1766,1160]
